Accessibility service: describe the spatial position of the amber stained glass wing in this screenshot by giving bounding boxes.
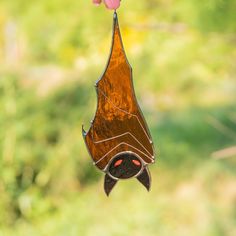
[82,12,155,171]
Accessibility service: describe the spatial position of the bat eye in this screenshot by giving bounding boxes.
[132,159,141,166]
[114,159,123,167]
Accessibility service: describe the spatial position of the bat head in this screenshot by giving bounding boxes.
[104,152,151,196]
[107,152,143,179]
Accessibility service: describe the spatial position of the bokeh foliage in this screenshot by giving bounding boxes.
[0,0,236,235]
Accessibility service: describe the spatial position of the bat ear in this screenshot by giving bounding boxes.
[104,174,118,196]
[137,167,151,191]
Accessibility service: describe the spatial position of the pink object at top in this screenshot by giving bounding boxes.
[92,0,121,10]
[104,0,120,10]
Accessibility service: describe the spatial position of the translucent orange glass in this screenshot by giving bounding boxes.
[82,13,155,195]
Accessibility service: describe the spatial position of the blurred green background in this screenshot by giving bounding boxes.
[0,0,236,235]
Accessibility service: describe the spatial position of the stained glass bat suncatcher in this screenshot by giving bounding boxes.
[82,12,155,196]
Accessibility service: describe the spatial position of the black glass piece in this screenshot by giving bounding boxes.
[104,173,118,196]
[108,152,142,179]
[137,167,151,191]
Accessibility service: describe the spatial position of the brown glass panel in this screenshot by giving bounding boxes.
[83,12,155,171]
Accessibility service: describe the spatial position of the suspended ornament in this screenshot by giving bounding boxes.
[83,11,155,196]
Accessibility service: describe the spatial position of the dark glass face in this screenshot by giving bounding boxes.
[108,152,143,179]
